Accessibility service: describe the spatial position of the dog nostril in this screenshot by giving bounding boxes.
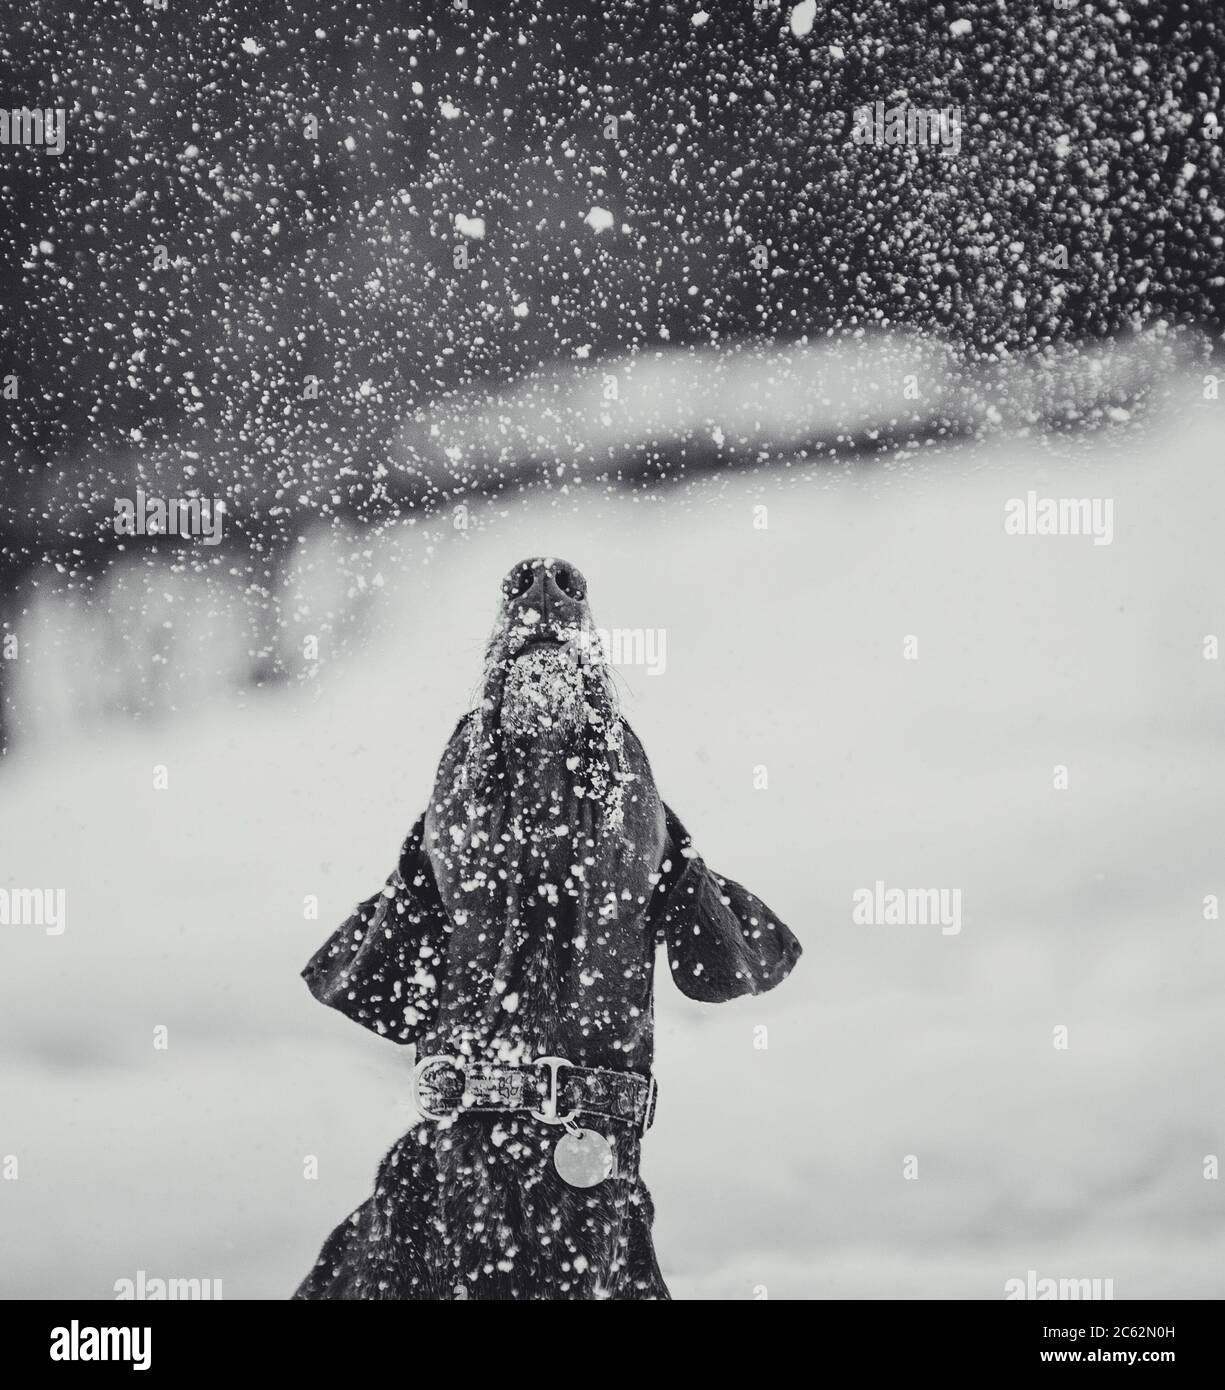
[504,565,534,600]
[553,566,584,600]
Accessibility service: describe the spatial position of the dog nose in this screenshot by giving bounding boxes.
[502,557,588,624]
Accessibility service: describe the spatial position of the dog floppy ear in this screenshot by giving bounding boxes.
[301,814,449,1043]
[648,805,801,1003]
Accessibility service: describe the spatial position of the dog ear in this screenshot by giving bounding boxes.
[301,815,449,1042]
[650,805,801,1003]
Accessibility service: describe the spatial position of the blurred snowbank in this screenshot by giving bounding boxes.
[2,379,1223,1299]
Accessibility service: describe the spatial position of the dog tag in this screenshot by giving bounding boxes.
[554,1128,616,1188]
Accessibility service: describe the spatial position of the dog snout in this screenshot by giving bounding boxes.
[502,557,589,631]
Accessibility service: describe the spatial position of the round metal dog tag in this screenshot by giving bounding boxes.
[553,1129,616,1188]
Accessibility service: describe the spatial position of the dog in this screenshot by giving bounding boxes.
[294,557,801,1300]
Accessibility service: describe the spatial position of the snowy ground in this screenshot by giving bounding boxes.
[2,384,1224,1300]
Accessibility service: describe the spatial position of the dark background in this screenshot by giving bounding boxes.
[1,0,1222,751]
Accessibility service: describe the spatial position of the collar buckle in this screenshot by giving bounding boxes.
[529,1055,580,1126]
[411,1054,464,1121]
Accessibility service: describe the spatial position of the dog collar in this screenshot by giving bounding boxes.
[412,1053,658,1136]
